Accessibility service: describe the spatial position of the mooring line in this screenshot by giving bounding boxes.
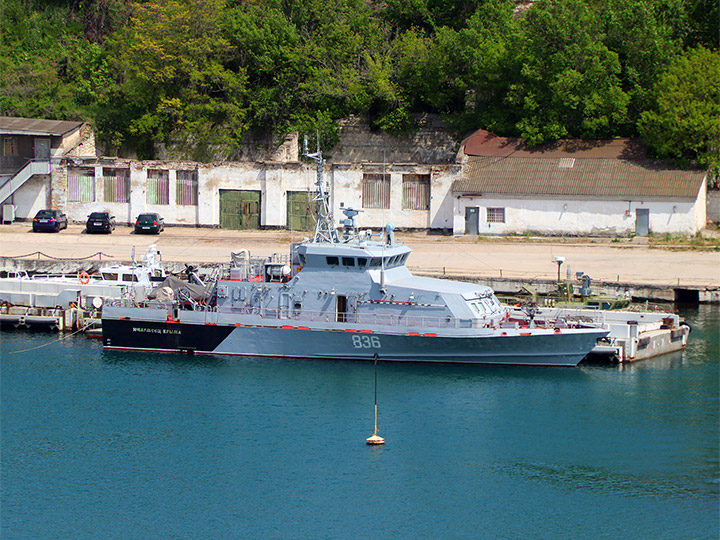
[7,322,96,354]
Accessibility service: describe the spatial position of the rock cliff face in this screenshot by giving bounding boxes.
[151,114,461,165]
[329,116,460,165]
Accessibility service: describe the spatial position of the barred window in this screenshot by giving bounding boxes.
[103,168,130,203]
[362,173,390,209]
[176,170,198,206]
[402,174,430,210]
[68,168,95,202]
[487,207,505,223]
[147,169,169,205]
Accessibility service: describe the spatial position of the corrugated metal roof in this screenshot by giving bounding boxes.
[0,116,84,136]
[453,156,706,199]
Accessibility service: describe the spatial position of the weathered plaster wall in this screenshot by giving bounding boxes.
[429,165,461,231]
[62,124,96,157]
[330,163,453,230]
[50,162,67,211]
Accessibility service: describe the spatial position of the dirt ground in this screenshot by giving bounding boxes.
[1,223,719,287]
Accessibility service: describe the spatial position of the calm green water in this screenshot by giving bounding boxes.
[1,305,718,539]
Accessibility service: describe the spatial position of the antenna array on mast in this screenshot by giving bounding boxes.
[303,135,338,244]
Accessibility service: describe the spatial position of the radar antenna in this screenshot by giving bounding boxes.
[303,135,338,244]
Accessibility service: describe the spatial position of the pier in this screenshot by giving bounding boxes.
[0,304,100,332]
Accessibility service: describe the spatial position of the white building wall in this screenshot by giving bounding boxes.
[429,165,458,231]
[129,163,146,225]
[454,196,703,236]
[330,163,451,230]
[55,158,450,229]
[9,175,51,220]
[50,156,706,236]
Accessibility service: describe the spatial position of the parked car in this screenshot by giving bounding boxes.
[86,212,116,234]
[135,213,164,234]
[32,209,68,232]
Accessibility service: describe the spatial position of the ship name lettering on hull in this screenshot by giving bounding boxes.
[132,327,181,335]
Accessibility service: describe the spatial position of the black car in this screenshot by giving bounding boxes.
[32,209,68,232]
[86,212,116,234]
[135,213,164,234]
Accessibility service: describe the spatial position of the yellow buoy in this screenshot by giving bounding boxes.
[367,354,385,445]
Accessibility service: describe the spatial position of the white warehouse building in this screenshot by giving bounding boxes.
[452,130,708,236]
[1,117,709,237]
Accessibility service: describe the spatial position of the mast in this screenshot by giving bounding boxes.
[303,136,338,244]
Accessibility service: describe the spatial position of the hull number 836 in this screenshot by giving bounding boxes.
[351,334,381,349]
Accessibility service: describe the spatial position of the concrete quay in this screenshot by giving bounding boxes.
[1,223,719,303]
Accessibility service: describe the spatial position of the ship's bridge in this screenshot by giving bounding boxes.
[294,241,412,273]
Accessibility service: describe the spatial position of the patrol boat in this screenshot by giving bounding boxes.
[102,147,608,366]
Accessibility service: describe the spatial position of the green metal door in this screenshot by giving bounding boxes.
[220,189,261,230]
[286,191,316,231]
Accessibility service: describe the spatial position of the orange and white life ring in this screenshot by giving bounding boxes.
[78,272,91,285]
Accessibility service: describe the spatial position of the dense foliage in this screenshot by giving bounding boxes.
[1,0,717,171]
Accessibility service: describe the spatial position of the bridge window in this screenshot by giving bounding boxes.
[326,256,339,266]
[342,257,355,267]
[357,257,367,269]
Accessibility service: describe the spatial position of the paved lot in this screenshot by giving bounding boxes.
[1,223,718,287]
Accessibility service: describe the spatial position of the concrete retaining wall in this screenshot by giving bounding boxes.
[707,189,720,223]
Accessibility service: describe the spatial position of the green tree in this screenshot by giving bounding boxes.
[375,0,485,33]
[431,0,518,133]
[0,1,87,119]
[685,0,720,49]
[594,0,682,129]
[507,0,630,145]
[224,0,381,145]
[638,46,720,176]
[103,0,248,159]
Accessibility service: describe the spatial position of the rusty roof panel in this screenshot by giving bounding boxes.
[453,157,706,199]
[461,129,647,159]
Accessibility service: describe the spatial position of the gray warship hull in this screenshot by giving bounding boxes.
[102,306,606,367]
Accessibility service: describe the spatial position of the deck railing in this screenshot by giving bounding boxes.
[103,298,607,331]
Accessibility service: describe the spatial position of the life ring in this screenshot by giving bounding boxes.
[79,272,91,285]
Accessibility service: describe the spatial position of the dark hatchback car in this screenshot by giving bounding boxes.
[86,212,116,234]
[135,213,164,234]
[32,209,68,232]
